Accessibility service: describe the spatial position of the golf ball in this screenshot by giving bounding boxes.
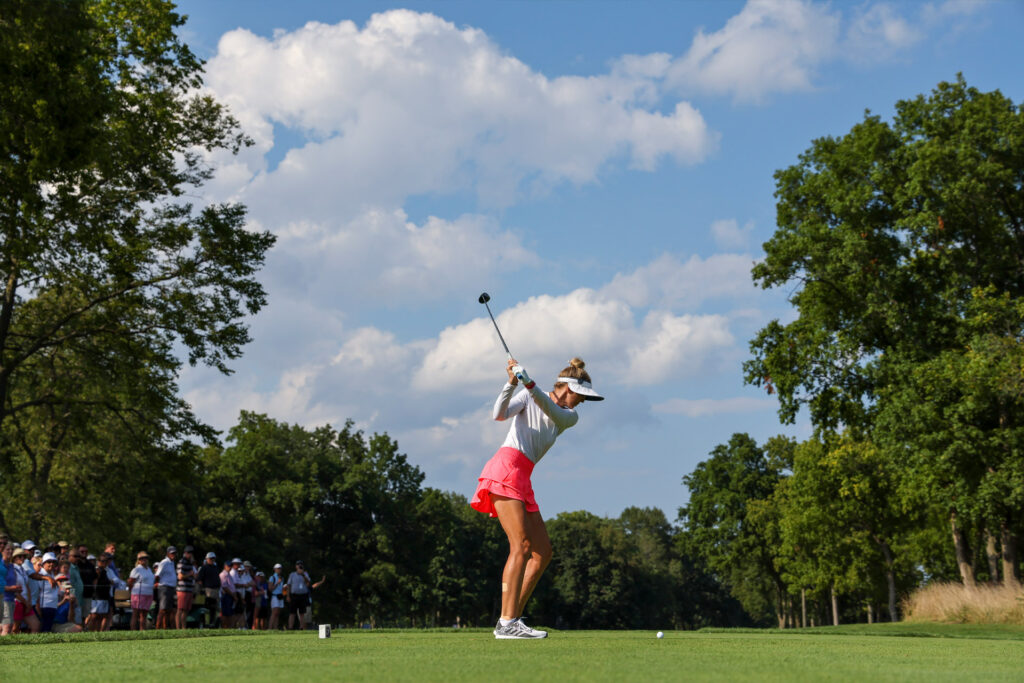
[657,631,664,639]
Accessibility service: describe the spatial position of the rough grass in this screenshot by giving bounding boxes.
[4,627,1024,681]
[903,582,1024,625]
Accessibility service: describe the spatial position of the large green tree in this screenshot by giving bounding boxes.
[679,433,791,626]
[745,77,1024,584]
[0,0,274,512]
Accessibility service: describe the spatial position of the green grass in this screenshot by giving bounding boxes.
[3,626,1024,681]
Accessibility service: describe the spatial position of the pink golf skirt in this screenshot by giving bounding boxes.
[470,447,538,517]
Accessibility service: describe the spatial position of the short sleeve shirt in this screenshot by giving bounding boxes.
[154,557,177,588]
[176,559,195,591]
[129,565,155,597]
[286,571,310,595]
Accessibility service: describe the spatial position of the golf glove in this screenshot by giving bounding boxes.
[512,365,532,386]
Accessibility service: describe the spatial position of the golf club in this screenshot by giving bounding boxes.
[478,292,523,380]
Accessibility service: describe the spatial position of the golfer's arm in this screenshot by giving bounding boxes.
[527,385,579,431]
[492,383,525,420]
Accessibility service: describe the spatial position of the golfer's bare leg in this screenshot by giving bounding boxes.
[517,511,552,615]
[492,494,531,619]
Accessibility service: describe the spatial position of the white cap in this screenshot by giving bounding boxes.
[42,552,58,563]
[21,540,36,550]
[556,376,604,401]
[273,563,282,569]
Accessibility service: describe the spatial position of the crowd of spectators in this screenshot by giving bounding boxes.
[0,534,326,636]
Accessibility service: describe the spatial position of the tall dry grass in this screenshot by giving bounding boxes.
[903,582,1024,624]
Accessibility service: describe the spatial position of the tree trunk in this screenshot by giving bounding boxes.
[867,604,874,624]
[1001,521,1020,586]
[801,589,807,629]
[830,584,839,626]
[985,529,1001,584]
[950,510,975,586]
[873,535,899,621]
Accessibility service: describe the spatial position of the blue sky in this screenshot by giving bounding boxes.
[173,0,1024,519]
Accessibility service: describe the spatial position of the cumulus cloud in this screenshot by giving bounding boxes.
[265,209,539,307]
[601,251,760,310]
[667,0,841,103]
[202,10,717,215]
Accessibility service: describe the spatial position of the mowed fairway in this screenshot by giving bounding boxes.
[3,627,1024,681]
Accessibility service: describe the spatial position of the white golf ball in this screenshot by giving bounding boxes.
[657,631,664,639]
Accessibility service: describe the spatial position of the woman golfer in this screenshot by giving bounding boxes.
[471,357,603,639]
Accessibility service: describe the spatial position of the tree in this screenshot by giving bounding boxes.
[679,433,791,626]
[0,0,275,486]
[746,77,1024,583]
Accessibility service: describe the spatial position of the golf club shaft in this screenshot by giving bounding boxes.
[483,302,513,359]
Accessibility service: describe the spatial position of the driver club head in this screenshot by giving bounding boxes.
[478,292,490,304]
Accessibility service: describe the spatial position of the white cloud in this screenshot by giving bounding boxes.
[845,4,924,62]
[201,10,717,215]
[265,209,539,307]
[601,252,760,310]
[654,396,776,417]
[710,218,756,249]
[667,0,841,103]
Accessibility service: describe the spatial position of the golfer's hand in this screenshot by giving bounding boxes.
[507,358,519,385]
[512,364,531,386]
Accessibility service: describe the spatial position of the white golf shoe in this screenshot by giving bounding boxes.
[493,618,547,639]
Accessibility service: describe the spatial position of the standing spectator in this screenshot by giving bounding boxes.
[16,541,56,633]
[240,560,256,628]
[37,552,61,632]
[153,546,178,630]
[1,542,18,636]
[11,547,36,633]
[104,542,122,583]
[230,558,249,628]
[267,563,285,630]
[218,560,237,629]
[56,541,70,561]
[127,552,155,631]
[66,548,85,626]
[87,553,114,631]
[195,552,221,627]
[76,546,96,620]
[176,546,196,629]
[51,573,82,634]
[286,560,311,630]
[252,571,269,630]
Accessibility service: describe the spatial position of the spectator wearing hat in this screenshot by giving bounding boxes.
[38,552,62,632]
[128,551,155,630]
[196,552,221,626]
[87,552,115,631]
[11,547,36,633]
[51,572,82,634]
[176,546,196,629]
[238,560,256,628]
[219,560,238,629]
[75,545,97,619]
[268,563,285,630]
[153,546,178,629]
[286,560,311,630]
[1,542,19,636]
[229,558,249,628]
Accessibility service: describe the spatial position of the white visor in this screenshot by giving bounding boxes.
[556,376,604,401]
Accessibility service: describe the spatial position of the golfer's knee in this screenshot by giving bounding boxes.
[510,536,532,559]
